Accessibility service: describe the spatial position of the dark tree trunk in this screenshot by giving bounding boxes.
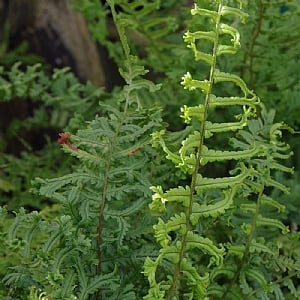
[0,0,108,87]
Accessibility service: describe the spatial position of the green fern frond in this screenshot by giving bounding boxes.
[249,239,274,255]
[190,188,235,223]
[144,1,295,299]
[153,213,187,247]
[256,215,289,234]
[243,268,269,292]
[283,278,300,300]
[195,163,249,190]
[185,231,225,266]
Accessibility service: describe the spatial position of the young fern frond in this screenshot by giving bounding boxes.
[144,2,252,298]
[143,2,294,299]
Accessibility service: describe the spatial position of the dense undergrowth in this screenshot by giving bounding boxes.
[0,0,300,299]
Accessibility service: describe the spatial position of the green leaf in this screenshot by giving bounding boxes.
[249,239,274,255]
[195,163,249,190]
[153,213,187,247]
[244,268,269,291]
[185,231,225,266]
[180,258,210,297]
[150,185,191,213]
[181,72,210,93]
[256,215,289,234]
[191,188,235,223]
[220,6,248,22]
[283,278,300,299]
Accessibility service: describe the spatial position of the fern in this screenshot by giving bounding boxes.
[1,2,163,299]
[143,1,296,299]
[0,61,111,215]
[74,0,178,72]
[1,1,299,299]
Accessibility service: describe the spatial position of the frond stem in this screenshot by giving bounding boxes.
[166,2,223,298]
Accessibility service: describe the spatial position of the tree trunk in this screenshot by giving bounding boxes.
[1,0,107,87]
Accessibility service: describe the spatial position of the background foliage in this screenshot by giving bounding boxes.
[0,0,299,299]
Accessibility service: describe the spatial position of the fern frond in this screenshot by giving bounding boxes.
[249,239,274,255]
[154,214,187,247]
[283,278,300,300]
[256,215,289,234]
[190,188,235,223]
[195,163,249,190]
[77,266,119,300]
[144,2,295,299]
[180,258,210,298]
[185,231,225,266]
[243,268,269,291]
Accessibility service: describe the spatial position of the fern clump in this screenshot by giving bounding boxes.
[1,1,299,299]
[143,1,297,299]
[1,1,164,299]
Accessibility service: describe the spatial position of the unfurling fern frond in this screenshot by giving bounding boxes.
[143,2,295,299]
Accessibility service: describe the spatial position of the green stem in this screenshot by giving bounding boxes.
[166,3,223,298]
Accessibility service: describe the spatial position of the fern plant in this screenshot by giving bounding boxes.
[0,63,108,211]
[1,1,299,299]
[143,1,298,299]
[1,0,165,299]
[72,0,200,127]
